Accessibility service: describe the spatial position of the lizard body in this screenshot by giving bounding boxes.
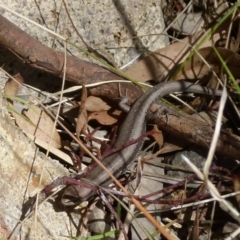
[62,81,223,206]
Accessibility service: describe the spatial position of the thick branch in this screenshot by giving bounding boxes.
[0,15,145,101]
[149,101,240,160]
[0,15,122,85]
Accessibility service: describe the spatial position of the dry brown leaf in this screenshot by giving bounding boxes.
[76,85,88,138]
[88,110,121,125]
[4,73,23,102]
[126,45,240,88]
[85,96,111,112]
[175,47,240,81]
[4,73,62,151]
[124,29,224,82]
[151,124,164,148]
[124,1,229,83]
[13,105,61,149]
[148,123,186,154]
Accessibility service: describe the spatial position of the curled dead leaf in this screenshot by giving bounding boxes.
[85,96,111,112]
[151,124,164,148]
[88,110,121,125]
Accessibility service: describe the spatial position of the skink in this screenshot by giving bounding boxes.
[62,81,222,206]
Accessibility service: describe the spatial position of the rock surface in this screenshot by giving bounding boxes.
[0,0,168,68]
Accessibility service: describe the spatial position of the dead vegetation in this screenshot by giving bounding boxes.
[1,0,240,239]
